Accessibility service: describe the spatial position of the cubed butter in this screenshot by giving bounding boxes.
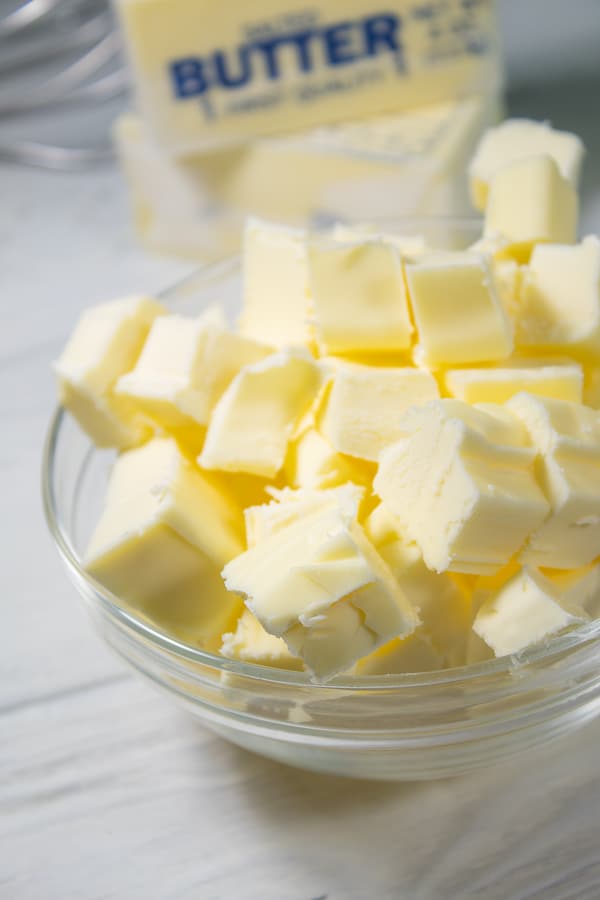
[444,360,583,405]
[223,502,419,680]
[199,348,322,478]
[365,502,472,665]
[508,393,600,569]
[115,308,271,437]
[239,219,312,348]
[374,400,550,574]
[220,609,304,671]
[54,295,165,448]
[308,238,413,355]
[85,438,244,648]
[484,155,578,260]
[473,566,588,657]
[405,252,512,366]
[469,118,585,211]
[517,237,600,358]
[284,426,373,490]
[319,361,439,462]
[245,483,363,547]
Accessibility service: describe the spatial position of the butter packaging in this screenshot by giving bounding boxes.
[116,0,501,154]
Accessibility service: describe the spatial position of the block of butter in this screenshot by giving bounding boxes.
[284,426,373,490]
[473,566,588,657]
[444,359,583,405]
[244,483,364,547]
[199,347,322,478]
[85,438,244,648]
[115,0,500,154]
[114,92,500,261]
[308,238,413,355]
[508,393,600,569]
[374,400,550,574]
[516,237,600,358]
[115,307,271,438]
[221,609,304,670]
[223,499,419,679]
[469,118,585,212]
[364,502,471,666]
[484,155,578,260]
[319,361,439,461]
[54,295,165,449]
[405,252,513,366]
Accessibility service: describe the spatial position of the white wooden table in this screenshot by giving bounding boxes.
[3,17,600,894]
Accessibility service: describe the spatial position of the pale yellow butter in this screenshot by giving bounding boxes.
[469,118,585,211]
[115,307,271,435]
[405,252,513,366]
[284,426,373,490]
[244,483,363,547]
[199,348,322,478]
[223,501,419,679]
[444,360,583,405]
[239,219,312,348]
[221,609,303,670]
[319,361,439,461]
[473,566,588,657]
[85,438,244,648]
[364,502,471,666]
[374,400,550,574]
[517,237,600,358]
[308,238,413,355]
[484,155,578,259]
[507,393,600,569]
[55,295,165,448]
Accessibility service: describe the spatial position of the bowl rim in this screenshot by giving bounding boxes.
[42,253,600,692]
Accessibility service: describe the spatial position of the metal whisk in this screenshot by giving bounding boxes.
[0,0,127,169]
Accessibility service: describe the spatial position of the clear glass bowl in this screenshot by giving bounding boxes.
[42,224,600,781]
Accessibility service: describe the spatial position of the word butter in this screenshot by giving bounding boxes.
[116,0,500,152]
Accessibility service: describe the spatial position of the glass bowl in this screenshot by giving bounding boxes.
[42,224,600,781]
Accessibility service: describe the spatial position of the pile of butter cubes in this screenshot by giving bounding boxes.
[55,119,600,680]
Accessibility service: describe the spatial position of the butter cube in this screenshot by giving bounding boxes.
[473,566,588,657]
[245,483,363,547]
[445,360,583,405]
[469,119,585,211]
[199,348,322,478]
[508,393,600,568]
[484,155,578,259]
[405,252,512,366]
[319,361,439,462]
[284,426,373,490]
[365,503,471,666]
[546,562,600,618]
[85,438,244,648]
[220,609,303,671]
[115,308,271,437]
[354,633,444,675]
[374,400,550,574]
[308,239,413,355]
[517,237,600,357]
[223,503,419,680]
[55,295,165,448]
[239,219,311,348]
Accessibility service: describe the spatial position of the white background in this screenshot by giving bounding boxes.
[2,2,600,897]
